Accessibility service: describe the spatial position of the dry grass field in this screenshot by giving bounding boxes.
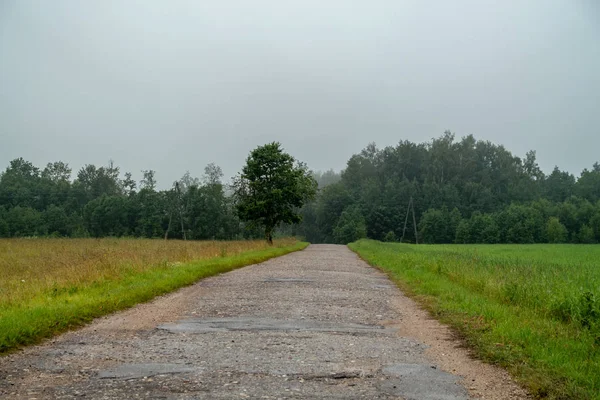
[0,238,295,307]
[0,237,304,353]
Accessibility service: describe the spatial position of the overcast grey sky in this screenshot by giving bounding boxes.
[1,1,599,187]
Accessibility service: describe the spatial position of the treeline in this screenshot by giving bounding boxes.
[4,132,600,244]
[0,158,251,239]
[295,132,600,244]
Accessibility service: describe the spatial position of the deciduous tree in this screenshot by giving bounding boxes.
[234,142,317,244]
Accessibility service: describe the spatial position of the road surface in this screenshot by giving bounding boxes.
[0,245,528,399]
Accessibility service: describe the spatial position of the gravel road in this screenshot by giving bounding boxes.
[0,245,529,399]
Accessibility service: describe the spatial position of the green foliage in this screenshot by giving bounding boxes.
[419,206,461,244]
[452,212,500,244]
[315,183,353,243]
[3,132,600,243]
[0,157,253,240]
[6,206,44,236]
[42,161,71,182]
[498,204,544,243]
[383,230,397,242]
[76,162,122,201]
[545,166,576,203]
[234,142,317,243]
[578,224,596,244]
[294,133,600,244]
[419,208,446,244]
[454,219,471,244]
[43,204,73,237]
[546,217,568,243]
[296,133,600,244]
[0,158,41,209]
[332,205,367,244]
[591,212,600,242]
[474,213,500,243]
[577,163,600,202]
[132,189,164,238]
[0,208,8,237]
[84,195,129,237]
[350,240,600,399]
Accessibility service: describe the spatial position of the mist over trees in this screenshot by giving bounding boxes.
[2,132,600,244]
[295,132,600,244]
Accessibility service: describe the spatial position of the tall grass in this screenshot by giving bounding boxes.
[0,238,306,354]
[349,240,600,400]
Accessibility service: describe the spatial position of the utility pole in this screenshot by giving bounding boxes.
[400,197,411,243]
[411,197,418,244]
[400,196,419,244]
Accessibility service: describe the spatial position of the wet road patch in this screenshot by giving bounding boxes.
[158,317,386,335]
[372,284,395,289]
[98,363,200,380]
[380,363,469,400]
[263,277,315,283]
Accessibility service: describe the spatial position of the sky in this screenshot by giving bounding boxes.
[1,1,599,188]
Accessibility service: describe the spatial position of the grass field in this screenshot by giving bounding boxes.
[349,240,600,400]
[0,238,307,354]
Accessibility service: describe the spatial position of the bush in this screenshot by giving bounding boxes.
[6,206,44,237]
[419,208,446,244]
[383,231,397,242]
[419,207,462,244]
[578,224,596,244]
[43,205,71,237]
[472,212,500,244]
[455,220,471,244]
[546,217,568,243]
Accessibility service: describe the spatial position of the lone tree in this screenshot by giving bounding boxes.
[234,142,317,244]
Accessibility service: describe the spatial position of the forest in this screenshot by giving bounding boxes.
[295,132,600,244]
[2,132,600,244]
[0,160,244,240]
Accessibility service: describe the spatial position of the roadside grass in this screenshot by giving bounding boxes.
[0,238,307,354]
[348,239,600,400]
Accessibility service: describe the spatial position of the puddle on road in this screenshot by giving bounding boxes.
[98,363,200,380]
[380,363,469,400]
[158,317,387,335]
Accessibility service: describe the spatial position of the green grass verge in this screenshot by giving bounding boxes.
[0,241,308,355]
[348,239,600,400]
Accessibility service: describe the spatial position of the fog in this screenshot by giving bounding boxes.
[1,1,599,186]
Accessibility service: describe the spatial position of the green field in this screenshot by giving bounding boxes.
[349,240,600,400]
[0,238,307,354]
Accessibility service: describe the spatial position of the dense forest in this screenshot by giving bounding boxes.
[2,132,600,244]
[0,160,249,240]
[294,132,600,244]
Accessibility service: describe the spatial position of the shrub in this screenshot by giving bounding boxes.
[578,224,596,244]
[546,217,568,243]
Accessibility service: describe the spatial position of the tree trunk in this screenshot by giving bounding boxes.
[265,227,273,245]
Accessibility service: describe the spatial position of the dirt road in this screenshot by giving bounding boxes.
[0,245,528,399]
